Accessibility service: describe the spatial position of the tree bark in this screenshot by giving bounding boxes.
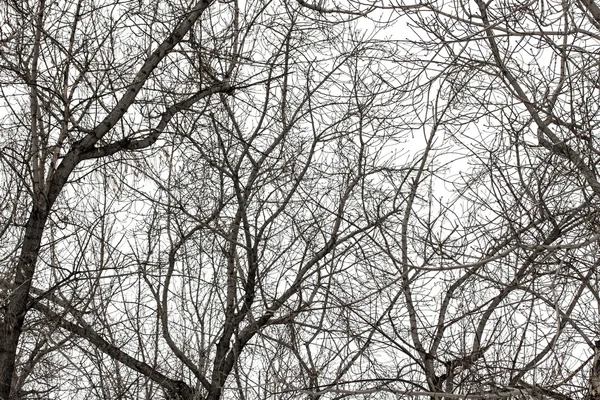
[590,341,600,400]
[0,207,48,400]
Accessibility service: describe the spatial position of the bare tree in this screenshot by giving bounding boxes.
[2,0,600,399]
[364,1,600,398]
[0,0,414,398]
[0,0,231,397]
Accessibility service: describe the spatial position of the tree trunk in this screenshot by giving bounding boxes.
[590,341,600,400]
[0,208,48,400]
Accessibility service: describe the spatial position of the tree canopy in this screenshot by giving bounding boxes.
[1,0,600,399]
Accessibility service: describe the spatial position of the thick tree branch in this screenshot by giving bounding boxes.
[77,0,214,151]
[79,81,232,160]
[33,301,199,400]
